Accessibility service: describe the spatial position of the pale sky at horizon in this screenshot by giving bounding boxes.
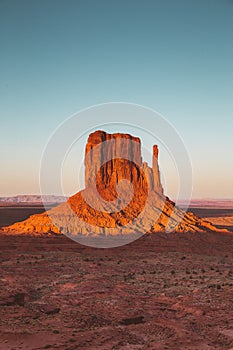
[0,0,233,199]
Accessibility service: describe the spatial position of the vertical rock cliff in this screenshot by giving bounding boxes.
[84,130,163,198]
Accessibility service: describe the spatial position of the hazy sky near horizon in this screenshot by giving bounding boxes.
[0,0,233,199]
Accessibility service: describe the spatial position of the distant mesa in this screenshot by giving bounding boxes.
[0,195,67,205]
[2,130,227,237]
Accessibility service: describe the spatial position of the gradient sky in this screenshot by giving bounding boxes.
[0,0,233,198]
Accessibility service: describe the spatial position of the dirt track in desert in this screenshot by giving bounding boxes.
[0,207,233,350]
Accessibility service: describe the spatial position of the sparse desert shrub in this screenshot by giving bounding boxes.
[69,338,76,343]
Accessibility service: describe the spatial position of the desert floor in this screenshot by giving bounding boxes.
[0,206,233,350]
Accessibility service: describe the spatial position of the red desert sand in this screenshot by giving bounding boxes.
[0,131,232,349]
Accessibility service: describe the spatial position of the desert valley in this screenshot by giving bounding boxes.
[0,131,233,350]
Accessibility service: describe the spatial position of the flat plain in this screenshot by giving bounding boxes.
[0,205,233,350]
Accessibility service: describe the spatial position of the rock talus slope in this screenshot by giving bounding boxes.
[2,130,226,236]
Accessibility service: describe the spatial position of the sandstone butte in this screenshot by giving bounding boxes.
[2,130,227,237]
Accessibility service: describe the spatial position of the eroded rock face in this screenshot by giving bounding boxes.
[85,130,163,197]
[2,130,227,237]
[85,131,142,188]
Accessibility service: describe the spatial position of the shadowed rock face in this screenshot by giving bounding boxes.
[2,130,227,237]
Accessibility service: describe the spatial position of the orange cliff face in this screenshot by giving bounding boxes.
[2,130,228,236]
[84,130,163,197]
[84,130,145,201]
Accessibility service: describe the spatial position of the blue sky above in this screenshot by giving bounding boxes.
[0,0,233,198]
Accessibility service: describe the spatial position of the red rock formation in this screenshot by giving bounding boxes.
[2,130,227,237]
[152,145,163,195]
[85,130,163,197]
[85,131,143,195]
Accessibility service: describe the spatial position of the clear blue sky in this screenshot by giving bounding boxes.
[0,0,232,198]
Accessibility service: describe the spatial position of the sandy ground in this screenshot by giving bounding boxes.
[0,206,233,350]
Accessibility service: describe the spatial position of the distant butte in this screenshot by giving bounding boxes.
[2,130,227,237]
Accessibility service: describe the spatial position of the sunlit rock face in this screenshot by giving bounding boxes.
[84,130,163,197]
[2,130,226,238]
